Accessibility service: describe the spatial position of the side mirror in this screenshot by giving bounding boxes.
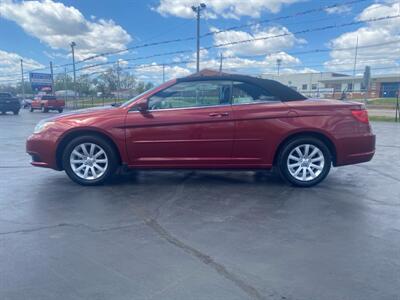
[134,101,148,113]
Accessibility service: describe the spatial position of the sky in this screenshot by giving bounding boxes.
[0,0,399,84]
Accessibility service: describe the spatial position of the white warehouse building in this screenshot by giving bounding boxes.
[262,72,400,99]
[261,72,347,97]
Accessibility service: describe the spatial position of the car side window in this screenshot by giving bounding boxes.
[148,81,231,110]
[232,81,278,104]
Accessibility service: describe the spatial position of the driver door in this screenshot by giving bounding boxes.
[124,80,234,167]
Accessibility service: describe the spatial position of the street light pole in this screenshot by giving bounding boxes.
[116,59,121,104]
[50,61,54,94]
[192,3,206,73]
[20,59,25,100]
[70,41,77,108]
[276,59,282,77]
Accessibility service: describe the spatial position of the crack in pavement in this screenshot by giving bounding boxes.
[106,186,272,300]
[143,217,268,300]
[0,216,273,299]
[0,222,139,236]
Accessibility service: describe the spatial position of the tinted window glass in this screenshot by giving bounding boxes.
[148,81,231,110]
[232,81,278,104]
[42,96,56,101]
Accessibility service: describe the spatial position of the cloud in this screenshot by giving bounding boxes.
[325,5,352,15]
[134,63,191,83]
[154,0,304,19]
[0,0,132,60]
[211,25,306,56]
[183,50,301,74]
[0,50,44,82]
[324,1,400,73]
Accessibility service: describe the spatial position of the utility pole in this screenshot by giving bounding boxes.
[162,63,165,83]
[352,35,359,98]
[64,67,68,103]
[219,53,223,73]
[20,59,25,100]
[192,3,206,73]
[116,59,121,104]
[70,41,77,108]
[50,61,54,94]
[276,59,282,77]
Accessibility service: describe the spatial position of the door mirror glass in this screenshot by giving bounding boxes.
[132,100,148,112]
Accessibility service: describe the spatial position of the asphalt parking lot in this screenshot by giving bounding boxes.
[1,109,399,300]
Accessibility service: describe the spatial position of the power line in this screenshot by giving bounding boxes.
[202,0,371,37]
[0,0,389,79]
[48,0,377,67]
[205,14,400,50]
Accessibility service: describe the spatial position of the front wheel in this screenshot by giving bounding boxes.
[13,110,19,115]
[62,135,118,185]
[277,137,331,187]
[58,108,63,113]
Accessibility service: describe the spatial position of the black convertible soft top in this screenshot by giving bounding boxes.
[177,73,307,102]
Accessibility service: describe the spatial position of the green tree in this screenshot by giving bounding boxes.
[54,73,74,92]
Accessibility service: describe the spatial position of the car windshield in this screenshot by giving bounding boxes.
[120,86,159,107]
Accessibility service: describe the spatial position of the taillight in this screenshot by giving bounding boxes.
[351,109,369,123]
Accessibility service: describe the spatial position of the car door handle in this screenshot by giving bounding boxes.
[209,113,220,117]
[220,112,229,117]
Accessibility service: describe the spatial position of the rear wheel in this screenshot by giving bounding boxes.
[58,108,63,113]
[62,135,118,185]
[30,107,34,112]
[277,137,331,187]
[13,110,19,115]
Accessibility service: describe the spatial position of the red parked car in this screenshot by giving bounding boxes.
[26,73,375,187]
[30,95,65,113]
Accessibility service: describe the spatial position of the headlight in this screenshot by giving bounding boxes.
[33,120,55,134]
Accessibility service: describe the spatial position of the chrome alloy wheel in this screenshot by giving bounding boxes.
[287,144,325,182]
[69,143,108,180]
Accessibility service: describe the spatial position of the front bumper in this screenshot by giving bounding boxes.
[26,134,59,170]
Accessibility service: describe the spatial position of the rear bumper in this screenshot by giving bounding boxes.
[26,134,59,170]
[335,133,376,166]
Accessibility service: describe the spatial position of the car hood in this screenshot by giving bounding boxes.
[44,105,118,122]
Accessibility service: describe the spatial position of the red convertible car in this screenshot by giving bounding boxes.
[26,72,375,187]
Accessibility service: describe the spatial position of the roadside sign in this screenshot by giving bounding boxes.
[30,73,53,92]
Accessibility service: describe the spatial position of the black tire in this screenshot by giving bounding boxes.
[62,135,118,186]
[30,107,34,112]
[58,108,63,113]
[277,136,332,187]
[13,110,19,115]
[1,111,5,115]
[41,105,48,113]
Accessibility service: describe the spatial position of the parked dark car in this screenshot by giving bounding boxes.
[0,92,21,115]
[26,72,375,187]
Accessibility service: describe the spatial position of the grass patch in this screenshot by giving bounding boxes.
[367,98,399,105]
[369,115,399,122]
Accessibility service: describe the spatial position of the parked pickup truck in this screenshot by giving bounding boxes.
[30,95,65,113]
[0,92,21,115]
